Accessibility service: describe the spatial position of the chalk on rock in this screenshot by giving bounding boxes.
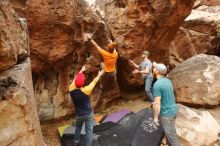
[83,33,93,42]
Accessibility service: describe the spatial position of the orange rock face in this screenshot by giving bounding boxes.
[9,0,26,17]
[101,0,195,59]
[26,0,195,120]
[0,0,28,71]
[26,0,120,120]
[96,0,195,96]
[26,0,76,73]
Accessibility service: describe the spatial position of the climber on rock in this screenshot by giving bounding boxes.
[69,65,104,146]
[130,51,154,104]
[84,34,119,80]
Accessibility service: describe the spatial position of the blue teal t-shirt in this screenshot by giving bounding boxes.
[153,77,178,117]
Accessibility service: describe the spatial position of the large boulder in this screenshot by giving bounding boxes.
[176,104,220,146]
[26,0,120,120]
[0,1,44,144]
[0,0,28,71]
[194,0,220,7]
[0,59,45,146]
[95,0,195,96]
[0,1,45,145]
[169,54,220,107]
[169,3,220,68]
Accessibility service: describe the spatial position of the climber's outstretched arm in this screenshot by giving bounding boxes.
[90,39,104,53]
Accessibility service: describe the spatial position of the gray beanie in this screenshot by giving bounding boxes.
[153,62,167,74]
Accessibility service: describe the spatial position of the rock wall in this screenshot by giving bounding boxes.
[96,0,195,96]
[0,0,45,145]
[25,0,196,120]
[100,0,195,60]
[194,0,220,7]
[0,0,28,71]
[169,1,220,68]
[25,0,197,120]
[9,0,26,17]
[169,54,220,107]
[1,0,219,145]
[26,0,120,120]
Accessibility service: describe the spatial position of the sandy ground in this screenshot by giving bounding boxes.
[41,98,220,146]
[41,98,149,146]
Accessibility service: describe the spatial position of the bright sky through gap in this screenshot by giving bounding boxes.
[85,0,96,5]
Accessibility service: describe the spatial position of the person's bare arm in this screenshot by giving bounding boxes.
[132,66,149,74]
[130,60,139,69]
[153,96,161,125]
[79,65,87,73]
[90,39,103,53]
